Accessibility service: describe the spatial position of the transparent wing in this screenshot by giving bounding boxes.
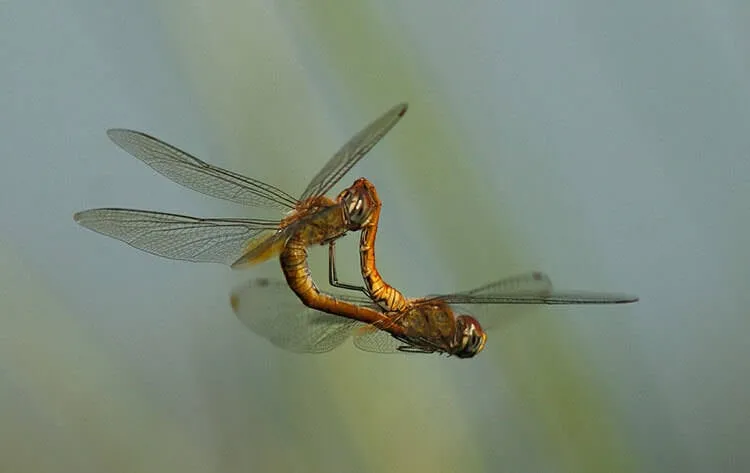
[462,271,554,296]
[107,129,298,210]
[440,291,639,305]
[425,272,637,330]
[229,226,289,268]
[73,208,279,265]
[351,326,405,354]
[300,103,408,200]
[230,278,363,353]
[445,272,555,330]
[434,270,638,305]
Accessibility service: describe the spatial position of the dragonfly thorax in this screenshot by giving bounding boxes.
[452,315,487,358]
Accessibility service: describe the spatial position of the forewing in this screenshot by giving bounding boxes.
[74,208,278,265]
[230,278,362,353]
[230,226,289,268]
[432,271,636,304]
[443,291,640,305]
[107,129,298,210]
[445,272,555,330]
[430,272,637,330]
[300,103,408,200]
[463,271,554,296]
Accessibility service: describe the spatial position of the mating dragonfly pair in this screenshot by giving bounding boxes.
[74,103,638,358]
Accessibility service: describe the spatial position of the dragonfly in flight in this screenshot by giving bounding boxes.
[230,128,639,358]
[73,101,638,358]
[74,103,407,329]
[276,163,641,358]
[231,271,638,358]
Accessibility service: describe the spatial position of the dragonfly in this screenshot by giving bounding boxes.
[73,103,407,313]
[231,272,639,358]
[317,158,639,356]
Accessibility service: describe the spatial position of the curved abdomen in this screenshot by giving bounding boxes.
[359,206,409,312]
[280,233,400,332]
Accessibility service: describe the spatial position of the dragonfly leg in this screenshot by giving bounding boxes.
[328,241,370,296]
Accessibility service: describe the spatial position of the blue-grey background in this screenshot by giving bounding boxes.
[1,1,748,472]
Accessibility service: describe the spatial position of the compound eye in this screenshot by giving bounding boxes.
[346,195,370,226]
[469,331,484,352]
[455,315,486,358]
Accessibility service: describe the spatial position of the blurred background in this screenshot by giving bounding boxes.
[1,1,748,472]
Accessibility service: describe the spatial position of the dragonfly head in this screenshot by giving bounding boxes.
[453,315,487,358]
[338,178,381,230]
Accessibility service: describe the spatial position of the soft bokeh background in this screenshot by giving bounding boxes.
[2,1,748,472]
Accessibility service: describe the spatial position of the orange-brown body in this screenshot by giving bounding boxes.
[276,178,406,334]
[357,183,410,313]
[280,227,403,333]
[354,181,486,356]
[277,178,485,357]
[231,195,338,268]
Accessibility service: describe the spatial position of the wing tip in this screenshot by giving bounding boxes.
[609,292,639,304]
[73,208,109,225]
[584,293,639,304]
[73,209,97,224]
[106,128,127,141]
[106,128,153,148]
